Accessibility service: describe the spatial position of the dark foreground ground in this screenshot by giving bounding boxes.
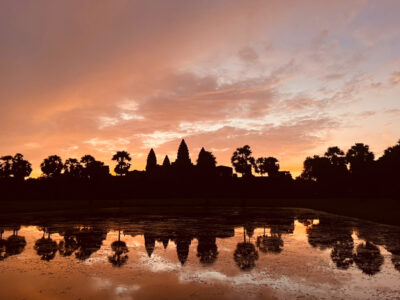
[1,197,399,226]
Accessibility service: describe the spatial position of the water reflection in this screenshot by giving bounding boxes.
[0,209,399,277]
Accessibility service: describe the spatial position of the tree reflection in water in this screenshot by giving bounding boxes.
[109,229,129,267]
[0,229,6,260]
[306,218,355,270]
[330,239,354,270]
[353,242,384,275]
[75,227,107,261]
[197,236,218,265]
[34,227,58,261]
[256,227,284,254]
[4,227,26,258]
[58,228,79,257]
[234,227,259,271]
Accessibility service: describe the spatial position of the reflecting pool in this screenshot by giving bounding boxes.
[0,207,399,299]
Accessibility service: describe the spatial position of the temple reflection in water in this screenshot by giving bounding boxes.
[1,208,399,276]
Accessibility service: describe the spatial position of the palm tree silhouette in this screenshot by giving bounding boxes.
[112,151,132,176]
[231,145,255,177]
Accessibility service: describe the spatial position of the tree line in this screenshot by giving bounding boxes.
[299,141,400,187]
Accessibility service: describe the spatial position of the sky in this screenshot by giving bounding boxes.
[0,0,399,177]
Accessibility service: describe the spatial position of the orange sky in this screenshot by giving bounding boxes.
[0,0,399,177]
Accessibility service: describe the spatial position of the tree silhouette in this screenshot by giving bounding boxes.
[300,155,331,182]
[379,140,400,167]
[346,143,374,174]
[231,145,255,177]
[255,158,267,176]
[11,154,32,180]
[108,230,128,267]
[324,146,349,181]
[233,228,259,270]
[353,242,383,275]
[41,155,63,177]
[162,155,171,167]
[64,158,83,178]
[377,140,400,191]
[175,139,192,168]
[255,157,279,177]
[81,155,108,179]
[146,149,157,173]
[301,146,350,185]
[0,155,13,178]
[81,155,96,167]
[325,147,346,168]
[112,151,131,176]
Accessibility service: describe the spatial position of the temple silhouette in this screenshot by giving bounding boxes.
[0,138,399,201]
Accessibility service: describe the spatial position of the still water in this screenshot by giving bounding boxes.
[0,207,399,300]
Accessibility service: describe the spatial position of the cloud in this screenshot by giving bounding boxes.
[238,46,259,63]
[389,72,400,85]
